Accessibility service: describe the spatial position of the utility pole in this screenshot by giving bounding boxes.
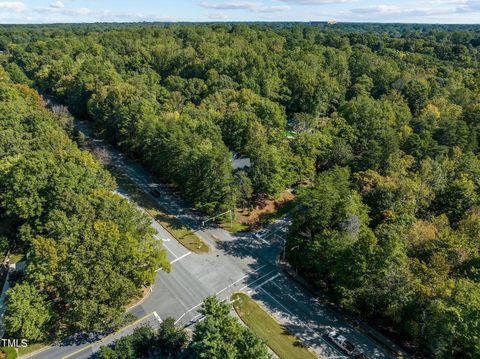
[202,210,232,227]
[231,190,236,229]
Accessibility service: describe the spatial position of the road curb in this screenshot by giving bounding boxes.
[62,312,155,359]
[125,285,153,312]
[18,312,155,359]
[18,345,51,359]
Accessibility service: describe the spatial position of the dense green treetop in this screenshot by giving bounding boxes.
[0,66,169,339]
[191,296,268,359]
[1,23,477,213]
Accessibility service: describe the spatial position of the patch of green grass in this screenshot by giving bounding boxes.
[231,292,318,359]
[9,253,24,265]
[0,347,17,359]
[111,167,209,254]
[17,343,47,357]
[220,222,250,233]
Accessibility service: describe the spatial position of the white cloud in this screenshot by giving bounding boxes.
[64,7,91,15]
[457,0,480,11]
[0,1,26,13]
[280,0,352,4]
[200,1,290,12]
[3,3,176,23]
[422,0,467,3]
[206,12,229,19]
[201,1,259,10]
[89,10,175,22]
[351,4,446,15]
[340,1,480,21]
[258,5,290,12]
[0,0,478,23]
[35,3,92,16]
[50,1,64,9]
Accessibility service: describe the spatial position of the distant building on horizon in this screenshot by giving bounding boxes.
[310,20,337,26]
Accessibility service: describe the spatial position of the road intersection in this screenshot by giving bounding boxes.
[23,119,398,359]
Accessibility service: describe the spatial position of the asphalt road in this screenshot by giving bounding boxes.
[22,118,400,359]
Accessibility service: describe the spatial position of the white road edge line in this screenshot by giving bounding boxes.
[216,263,269,296]
[256,263,268,271]
[259,287,294,317]
[239,269,276,291]
[254,273,281,290]
[175,301,204,324]
[175,264,270,325]
[287,294,297,302]
[155,249,190,271]
[259,237,269,244]
[162,243,178,259]
[190,313,203,322]
[216,274,248,296]
[170,251,191,264]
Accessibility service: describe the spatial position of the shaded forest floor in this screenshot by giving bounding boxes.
[235,190,295,229]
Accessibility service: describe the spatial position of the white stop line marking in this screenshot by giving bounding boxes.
[153,311,162,323]
[171,251,191,264]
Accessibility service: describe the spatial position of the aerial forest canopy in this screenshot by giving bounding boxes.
[0,23,479,357]
[0,63,169,340]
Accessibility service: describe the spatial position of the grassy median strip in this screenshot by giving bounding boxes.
[231,292,318,359]
[111,167,209,254]
[220,222,250,233]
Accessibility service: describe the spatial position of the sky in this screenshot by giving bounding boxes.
[0,0,479,24]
